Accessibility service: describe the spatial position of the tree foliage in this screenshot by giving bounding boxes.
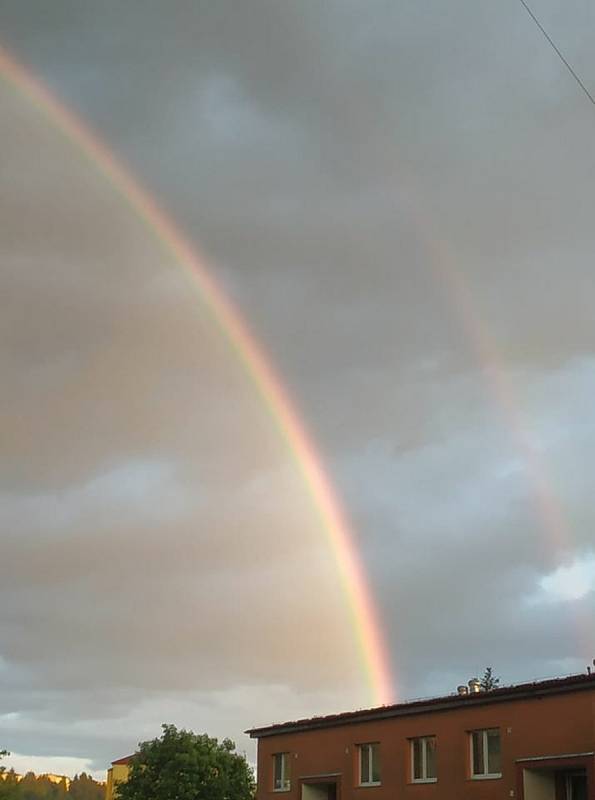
[117,725,254,800]
[0,753,18,800]
[480,667,500,691]
[0,759,102,800]
[69,774,103,800]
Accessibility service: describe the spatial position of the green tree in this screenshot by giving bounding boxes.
[0,754,19,800]
[17,773,38,800]
[52,778,68,800]
[1,769,20,798]
[69,774,103,800]
[117,725,254,800]
[480,667,500,691]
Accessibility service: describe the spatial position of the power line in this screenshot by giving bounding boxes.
[518,0,595,106]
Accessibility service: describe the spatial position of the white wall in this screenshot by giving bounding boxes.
[302,784,330,800]
[523,769,556,800]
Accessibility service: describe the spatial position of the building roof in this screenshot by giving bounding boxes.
[110,756,135,766]
[246,672,595,738]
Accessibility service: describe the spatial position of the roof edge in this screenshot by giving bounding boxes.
[246,673,595,738]
[110,755,135,766]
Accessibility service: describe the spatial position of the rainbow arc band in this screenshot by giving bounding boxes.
[0,45,394,707]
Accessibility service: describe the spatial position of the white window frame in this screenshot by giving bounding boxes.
[359,742,381,786]
[273,752,290,792]
[470,729,501,780]
[410,736,437,783]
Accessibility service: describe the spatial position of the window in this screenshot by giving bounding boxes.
[411,736,437,782]
[566,772,587,800]
[359,743,381,786]
[470,729,501,778]
[273,753,290,791]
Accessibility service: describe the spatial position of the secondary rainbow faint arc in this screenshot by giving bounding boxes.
[0,45,394,706]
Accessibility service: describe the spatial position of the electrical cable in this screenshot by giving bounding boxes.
[518,0,595,106]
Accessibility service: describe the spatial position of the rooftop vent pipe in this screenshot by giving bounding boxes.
[457,685,469,696]
[468,678,482,693]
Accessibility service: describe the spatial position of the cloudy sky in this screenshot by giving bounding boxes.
[2,0,595,779]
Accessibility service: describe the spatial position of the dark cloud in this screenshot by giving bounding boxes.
[1,0,595,777]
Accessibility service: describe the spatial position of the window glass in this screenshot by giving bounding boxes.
[472,731,484,775]
[567,774,588,800]
[412,737,437,782]
[273,753,289,790]
[471,729,501,777]
[361,745,370,783]
[371,743,380,784]
[359,743,380,785]
[487,729,501,775]
[425,737,437,780]
[412,739,423,780]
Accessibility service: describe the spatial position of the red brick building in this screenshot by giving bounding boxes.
[247,673,595,800]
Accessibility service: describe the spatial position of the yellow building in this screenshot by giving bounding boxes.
[44,775,72,788]
[105,756,133,800]
[0,773,71,788]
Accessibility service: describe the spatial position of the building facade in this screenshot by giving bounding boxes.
[0,773,72,788]
[105,756,133,800]
[247,674,595,800]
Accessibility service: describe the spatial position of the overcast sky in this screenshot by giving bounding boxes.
[2,0,595,779]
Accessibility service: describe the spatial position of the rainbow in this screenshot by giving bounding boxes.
[426,239,572,557]
[0,45,394,706]
[424,235,590,655]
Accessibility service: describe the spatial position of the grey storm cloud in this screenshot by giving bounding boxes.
[1,0,595,776]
